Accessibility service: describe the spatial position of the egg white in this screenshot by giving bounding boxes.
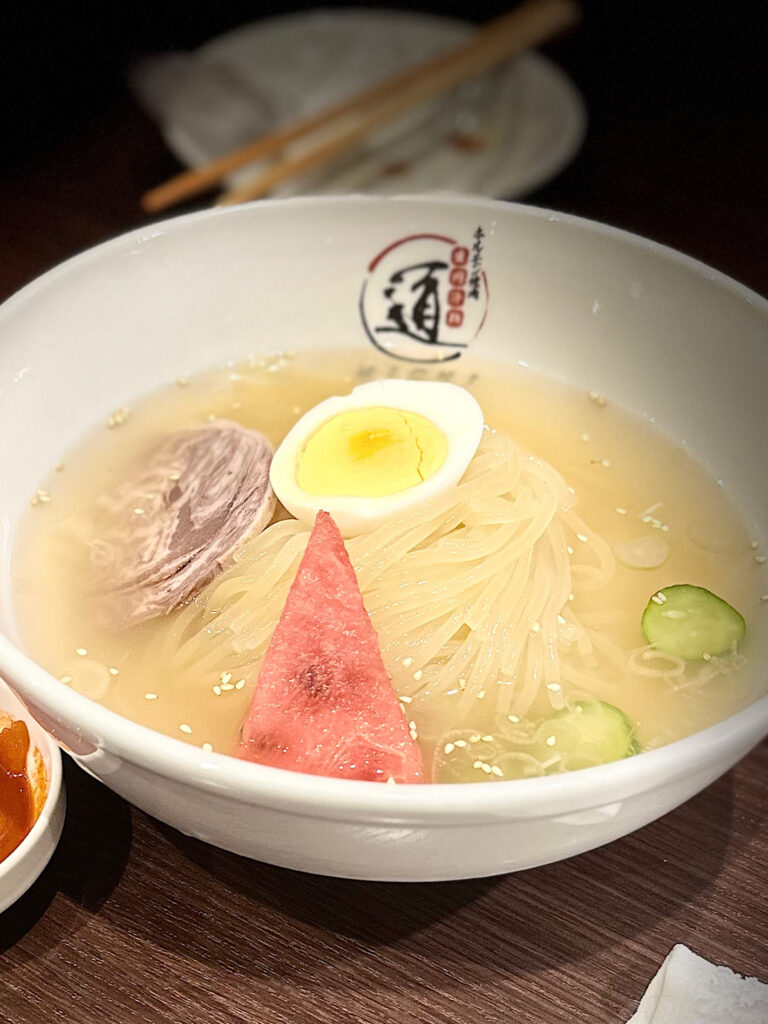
[269,379,485,537]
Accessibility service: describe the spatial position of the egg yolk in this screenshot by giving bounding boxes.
[296,407,448,497]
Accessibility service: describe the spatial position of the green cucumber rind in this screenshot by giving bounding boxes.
[641,583,746,661]
[548,698,639,762]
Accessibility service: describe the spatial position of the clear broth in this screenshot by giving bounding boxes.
[12,352,768,778]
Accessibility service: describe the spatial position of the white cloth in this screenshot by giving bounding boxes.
[627,945,768,1024]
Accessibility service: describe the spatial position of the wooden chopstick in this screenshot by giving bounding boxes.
[141,0,580,213]
[141,10,512,214]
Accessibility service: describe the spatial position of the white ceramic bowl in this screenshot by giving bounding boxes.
[0,196,766,882]
[0,677,65,912]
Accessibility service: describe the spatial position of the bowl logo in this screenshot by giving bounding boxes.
[359,230,489,363]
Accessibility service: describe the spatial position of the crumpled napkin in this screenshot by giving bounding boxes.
[627,945,768,1024]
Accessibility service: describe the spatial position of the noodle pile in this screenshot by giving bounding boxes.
[158,430,617,724]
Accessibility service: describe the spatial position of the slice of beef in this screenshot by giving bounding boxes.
[89,421,275,629]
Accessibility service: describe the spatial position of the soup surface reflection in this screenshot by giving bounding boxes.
[12,352,767,782]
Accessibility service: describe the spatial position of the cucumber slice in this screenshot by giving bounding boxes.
[641,584,746,660]
[535,699,638,768]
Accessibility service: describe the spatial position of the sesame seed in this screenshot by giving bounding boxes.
[107,407,131,428]
[482,735,494,743]
[476,690,486,700]
[30,489,52,507]
[588,392,607,407]
[385,776,397,786]
[108,667,119,676]
[202,743,213,753]
[458,677,466,689]
[444,742,456,755]
[212,685,222,696]
[180,723,192,734]
[576,533,588,543]
[399,694,412,704]
[413,669,423,681]
[761,594,768,602]
[59,674,73,684]
[580,433,590,442]
[220,671,232,684]
[221,682,234,691]
[567,545,574,555]
[616,507,628,515]
[601,459,611,468]
[531,621,541,633]
[235,679,245,690]
[546,682,562,693]
[469,733,481,743]
[168,471,181,482]
[75,647,88,656]
[557,614,567,625]
[144,692,158,701]
[133,507,145,516]
[755,555,766,564]
[751,540,759,550]
[545,735,556,747]
[507,714,520,723]
[454,739,467,748]
[402,657,414,668]
[490,765,504,777]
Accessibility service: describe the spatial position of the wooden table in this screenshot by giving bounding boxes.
[1,6,767,1021]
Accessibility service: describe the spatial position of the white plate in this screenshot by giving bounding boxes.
[146,8,586,199]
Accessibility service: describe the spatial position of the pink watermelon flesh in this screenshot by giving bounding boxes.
[238,510,425,783]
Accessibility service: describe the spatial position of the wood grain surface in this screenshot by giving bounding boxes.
[1,4,767,1021]
[1,748,766,1024]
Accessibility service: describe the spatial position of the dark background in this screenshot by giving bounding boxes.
[0,1,766,297]
[3,1,765,156]
[1,0,766,302]
[2,6,767,1022]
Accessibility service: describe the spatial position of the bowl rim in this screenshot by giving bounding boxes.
[1,194,767,824]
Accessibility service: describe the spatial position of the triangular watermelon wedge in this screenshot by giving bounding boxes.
[238,511,425,783]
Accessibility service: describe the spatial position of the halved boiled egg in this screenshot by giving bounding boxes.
[270,379,484,537]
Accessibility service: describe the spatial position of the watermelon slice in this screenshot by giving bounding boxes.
[237,511,425,783]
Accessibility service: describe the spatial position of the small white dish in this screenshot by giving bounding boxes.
[135,8,586,199]
[0,677,65,914]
